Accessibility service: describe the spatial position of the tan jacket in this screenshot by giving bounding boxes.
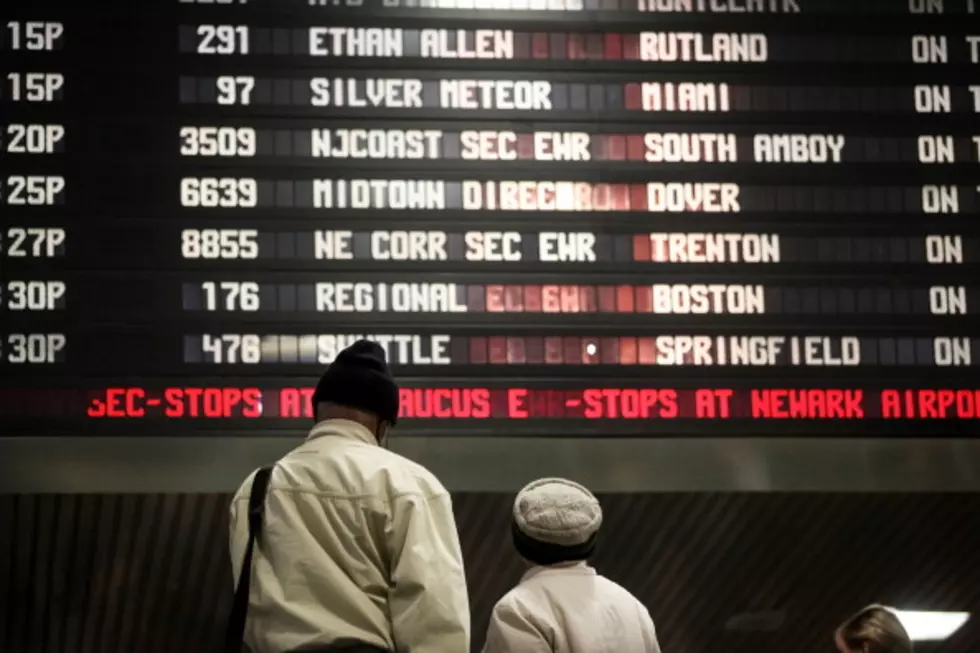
[229,419,470,653]
[482,562,661,653]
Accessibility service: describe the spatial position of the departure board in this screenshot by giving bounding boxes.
[2,0,979,437]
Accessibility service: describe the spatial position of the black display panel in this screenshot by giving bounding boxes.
[1,0,978,436]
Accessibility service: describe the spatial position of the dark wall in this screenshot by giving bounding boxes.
[2,493,979,653]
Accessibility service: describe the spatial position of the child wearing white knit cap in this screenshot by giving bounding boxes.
[481,477,663,653]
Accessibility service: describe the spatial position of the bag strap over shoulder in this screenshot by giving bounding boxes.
[224,465,274,653]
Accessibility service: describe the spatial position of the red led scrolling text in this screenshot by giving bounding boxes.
[83,387,980,420]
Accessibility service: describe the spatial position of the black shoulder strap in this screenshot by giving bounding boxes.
[224,465,274,653]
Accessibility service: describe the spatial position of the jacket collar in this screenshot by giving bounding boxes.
[520,560,595,583]
[306,419,378,446]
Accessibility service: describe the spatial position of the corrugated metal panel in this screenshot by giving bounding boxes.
[1,493,978,653]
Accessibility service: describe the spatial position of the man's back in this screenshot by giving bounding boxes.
[229,419,470,653]
[484,562,660,653]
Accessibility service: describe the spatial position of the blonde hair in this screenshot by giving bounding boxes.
[837,604,913,653]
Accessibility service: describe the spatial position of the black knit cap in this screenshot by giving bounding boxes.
[311,340,400,425]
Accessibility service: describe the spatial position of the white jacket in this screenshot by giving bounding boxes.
[229,419,470,653]
[482,562,661,653]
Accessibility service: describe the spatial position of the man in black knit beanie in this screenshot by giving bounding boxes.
[310,339,402,443]
[229,340,470,653]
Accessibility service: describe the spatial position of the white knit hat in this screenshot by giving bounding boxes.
[512,477,602,564]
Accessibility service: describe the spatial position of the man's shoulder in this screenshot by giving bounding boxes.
[593,574,649,609]
[491,582,539,618]
[371,446,449,499]
[278,439,448,502]
[230,467,261,503]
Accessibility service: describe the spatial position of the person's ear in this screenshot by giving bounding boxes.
[376,420,390,443]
